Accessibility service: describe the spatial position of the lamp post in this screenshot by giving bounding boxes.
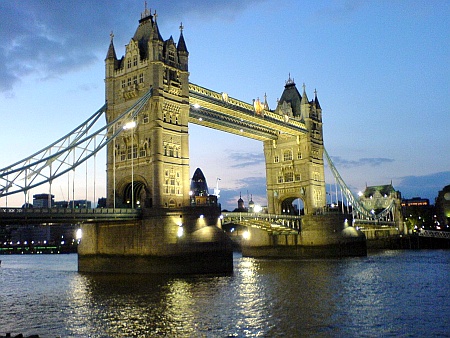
[124,121,136,209]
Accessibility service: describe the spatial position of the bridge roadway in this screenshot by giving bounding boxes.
[0,207,141,225]
[221,212,301,235]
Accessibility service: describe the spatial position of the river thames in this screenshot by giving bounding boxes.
[0,250,449,337]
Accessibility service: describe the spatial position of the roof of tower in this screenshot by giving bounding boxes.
[277,76,302,117]
[106,35,117,60]
[314,89,321,109]
[177,24,188,53]
[132,10,163,60]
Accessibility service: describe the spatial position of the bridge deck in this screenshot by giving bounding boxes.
[0,207,141,225]
[222,212,301,235]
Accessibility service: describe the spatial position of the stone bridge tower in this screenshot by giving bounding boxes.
[104,8,190,209]
[264,77,326,215]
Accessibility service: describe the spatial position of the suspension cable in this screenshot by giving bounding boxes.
[0,88,153,198]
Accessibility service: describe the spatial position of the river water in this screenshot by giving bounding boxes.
[0,250,449,337]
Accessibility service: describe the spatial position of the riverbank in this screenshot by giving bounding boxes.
[367,234,450,250]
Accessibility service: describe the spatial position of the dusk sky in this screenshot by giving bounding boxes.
[0,1,449,210]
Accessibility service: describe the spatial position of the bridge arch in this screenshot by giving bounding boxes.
[280,196,305,215]
[118,176,151,208]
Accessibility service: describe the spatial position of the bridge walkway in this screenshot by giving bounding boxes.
[0,207,141,225]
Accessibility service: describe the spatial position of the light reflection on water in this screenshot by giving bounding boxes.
[0,250,449,337]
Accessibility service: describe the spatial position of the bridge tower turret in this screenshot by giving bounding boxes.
[104,9,190,209]
[263,77,326,215]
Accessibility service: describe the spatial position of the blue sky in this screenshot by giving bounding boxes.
[0,0,449,210]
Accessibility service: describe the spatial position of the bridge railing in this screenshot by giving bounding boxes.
[0,207,140,215]
[418,229,450,239]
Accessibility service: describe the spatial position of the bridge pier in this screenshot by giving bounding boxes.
[78,206,233,274]
[241,213,367,258]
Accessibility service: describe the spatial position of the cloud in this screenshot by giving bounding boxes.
[396,171,450,201]
[0,0,266,93]
[328,156,394,169]
[228,152,265,168]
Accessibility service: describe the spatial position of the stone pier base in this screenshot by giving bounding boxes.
[242,213,367,258]
[78,206,233,274]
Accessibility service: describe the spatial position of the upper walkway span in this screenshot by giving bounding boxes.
[188,83,308,141]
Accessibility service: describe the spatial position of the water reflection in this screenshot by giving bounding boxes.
[1,251,449,337]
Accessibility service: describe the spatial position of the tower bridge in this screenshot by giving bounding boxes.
[0,7,400,273]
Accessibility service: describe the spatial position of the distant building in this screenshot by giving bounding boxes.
[435,185,450,228]
[402,197,434,230]
[97,197,107,208]
[54,199,92,209]
[189,168,218,207]
[233,192,247,212]
[33,193,54,208]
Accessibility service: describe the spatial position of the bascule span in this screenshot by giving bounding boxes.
[222,212,367,258]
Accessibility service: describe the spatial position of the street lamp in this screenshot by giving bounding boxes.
[124,121,136,209]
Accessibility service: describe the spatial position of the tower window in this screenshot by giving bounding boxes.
[139,73,144,83]
[127,59,132,68]
[283,150,293,161]
[133,75,137,85]
[127,78,131,87]
[143,114,149,124]
[284,172,294,182]
[274,155,279,163]
[121,80,126,88]
[133,56,138,67]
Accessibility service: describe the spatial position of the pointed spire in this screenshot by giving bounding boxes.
[141,1,151,20]
[152,13,163,41]
[302,82,308,102]
[177,22,188,53]
[285,73,295,86]
[263,92,269,110]
[106,31,117,60]
[314,88,321,109]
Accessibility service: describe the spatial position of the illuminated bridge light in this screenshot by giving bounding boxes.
[193,103,200,109]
